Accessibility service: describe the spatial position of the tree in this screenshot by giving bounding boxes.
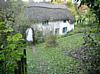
[76,0,100,74]
[66,0,77,16]
[0,0,27,74]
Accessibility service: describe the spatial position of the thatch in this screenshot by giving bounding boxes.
[25,3,75,24]
[0,0,7,9]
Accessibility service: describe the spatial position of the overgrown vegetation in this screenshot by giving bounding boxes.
[27,0,100,73]
[27,33,84,74]
[73,0,100,74]
[0,0,100,74]
[66,0,77,16]
[45,34,57,47]
[0,0,27,74]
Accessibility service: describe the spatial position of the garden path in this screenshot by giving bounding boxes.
[32,45,36,54]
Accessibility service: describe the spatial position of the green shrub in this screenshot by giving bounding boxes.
[45,34,57,47]
[35,30,44,43]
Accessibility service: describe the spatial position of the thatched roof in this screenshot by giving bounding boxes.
[25,3,75,24]
[0,0,7,8]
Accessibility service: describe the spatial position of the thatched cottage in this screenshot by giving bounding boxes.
[25,2,75,35]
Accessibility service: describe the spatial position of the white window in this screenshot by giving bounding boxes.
[62,27,67,33]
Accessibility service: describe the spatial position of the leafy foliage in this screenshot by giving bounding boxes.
[75,0,100,74]
[45,34,57,47]
[0,0,26,74]
[66,0,77,16]
[51,0,63,4]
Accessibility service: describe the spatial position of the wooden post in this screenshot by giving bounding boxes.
[32,28,36,45]
[24,49,27,74]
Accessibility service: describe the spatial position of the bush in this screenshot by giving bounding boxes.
[35,30,44,44]
[45,34,57,47]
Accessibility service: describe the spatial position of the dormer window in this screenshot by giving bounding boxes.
[63,20,66,23]
[72,0,81,7]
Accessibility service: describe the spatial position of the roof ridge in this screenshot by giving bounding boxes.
[28,2,67,9]
[28,6,67,10]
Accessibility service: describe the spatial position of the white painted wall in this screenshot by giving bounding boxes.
[31,20,74,35]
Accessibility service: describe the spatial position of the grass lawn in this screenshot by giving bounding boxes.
[27,33,84,74]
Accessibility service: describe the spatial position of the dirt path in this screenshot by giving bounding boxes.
[31,45,36,55]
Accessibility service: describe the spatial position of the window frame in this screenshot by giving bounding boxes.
[62,27,67,33]
[55,28,59,34]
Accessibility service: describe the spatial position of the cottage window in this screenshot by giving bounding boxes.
[62,27,67,33]
[63,20,66,23]
[55,28,59,34]
[42,21,48,25]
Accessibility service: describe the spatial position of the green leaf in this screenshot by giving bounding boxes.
[7,44,16,50]
[12,33,23,42]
